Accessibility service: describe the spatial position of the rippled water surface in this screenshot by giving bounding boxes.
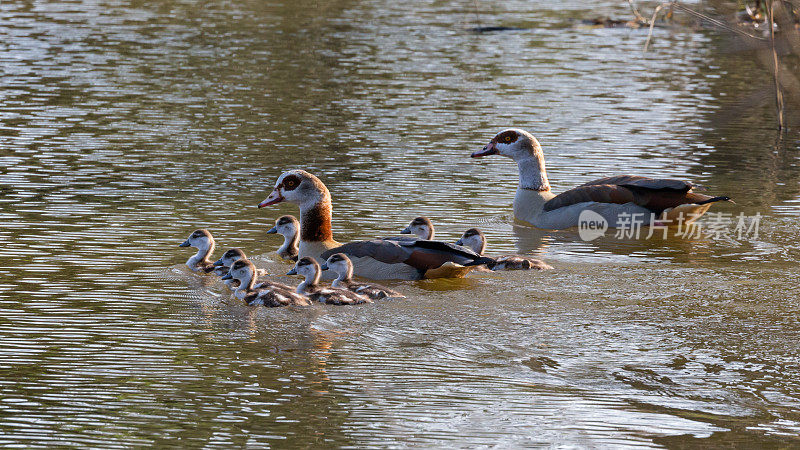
[2,0,800,446]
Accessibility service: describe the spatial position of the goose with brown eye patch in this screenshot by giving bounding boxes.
[258,170,497,280]
[321,253,405,301]
[470,128,732,230]
[266,215,300,261]
[178,229,219,273]
[220,259,310,307]
[286,257,372,305]
[455,228,552,271]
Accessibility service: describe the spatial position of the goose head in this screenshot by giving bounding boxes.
[455,228,486,255]
[471,129,541,161]
[258,170,330,210]
[221,259,254,282]
[400,216,435,240]
[287,256,321,291]
[179,229,214,251]
[213,248,247,267]
[472,129,550,191]
[320,253,353,280]
[287,256,320,278]
[267,215,299,240]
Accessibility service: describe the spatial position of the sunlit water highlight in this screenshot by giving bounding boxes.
[1,0,799,446]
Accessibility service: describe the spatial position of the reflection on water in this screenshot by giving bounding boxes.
[1,0,799,446]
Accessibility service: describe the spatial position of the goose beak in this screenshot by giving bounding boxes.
[258,189,284,208]
[471,141,498,158]
[266,226,278,234]
[400,227,411,234]
[319,264,329,271]
[220,273,232,280]
[212,258,223,266]
[178,239,191,247]
[286,268,297,276]
[455,239,464,246]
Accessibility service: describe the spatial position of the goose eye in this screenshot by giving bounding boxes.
[504,135,512,142]
[283,175,300,190]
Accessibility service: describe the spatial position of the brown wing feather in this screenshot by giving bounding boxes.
[580,175,693,192]
[543,184,638,212]
[545,176,722,214]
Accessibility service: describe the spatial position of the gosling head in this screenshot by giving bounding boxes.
[179,229,214,249]
[213,248,247,267]
[471,128,541,161]
[400,216,435,240]
[221,259,255,282]
[320,253,353,278]
[267,215,299,239]
[287,256,321,280]
[455,228,486,255]
[258,170,330,209]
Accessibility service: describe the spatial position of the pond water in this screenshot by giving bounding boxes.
[1,0,799,446]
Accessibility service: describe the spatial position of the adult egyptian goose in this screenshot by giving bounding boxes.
[266,215,299,261]
[400,217,434,240]
[321,253,406,300]
[179,229,223,273]
[471,129,731,229]
[257,170,494,280]
[222,259,310,307]
[456,228,553,271]
[287,257,372,305]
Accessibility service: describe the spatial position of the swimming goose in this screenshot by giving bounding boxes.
[221,259,311,307]
[321,253,406,300]
[257,170,494,280]
[456,228,553,271]
[178,229,220,273]
[400,217,434,240]
[471,129,732,229]
[266,215,300,261]
[287,257,372,305]
[212,248,269,288]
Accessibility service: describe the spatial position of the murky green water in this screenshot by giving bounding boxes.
[1,0,799,446]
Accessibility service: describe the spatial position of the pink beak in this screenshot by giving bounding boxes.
[471,141,498,158]
[258,189,284,208]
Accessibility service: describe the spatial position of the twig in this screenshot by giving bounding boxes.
[627,0,649,23]
[767,0,786,131]
[644,2,673,52]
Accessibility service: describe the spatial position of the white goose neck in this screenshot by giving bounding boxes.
[278,232,299,256]
[187,241,214,267]
[516,156,550,192]
[332,263,353,288]
[297,270,320,294]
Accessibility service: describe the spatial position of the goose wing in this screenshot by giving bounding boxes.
[321,239,494,273]
[543,176,728,214]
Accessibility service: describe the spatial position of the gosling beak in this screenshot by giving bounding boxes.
[286,268,297,276]
[455,239,464,246]
[471,141,498,158]
[178,239,191,247]
[212,258,224,266]
[258,189,284,208]
[220,273,232,280]
[266,226,277,234]
[400,227,411,234]
[319,264,329,271]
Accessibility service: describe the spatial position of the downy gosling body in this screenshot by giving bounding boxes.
[322,253,405,300]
